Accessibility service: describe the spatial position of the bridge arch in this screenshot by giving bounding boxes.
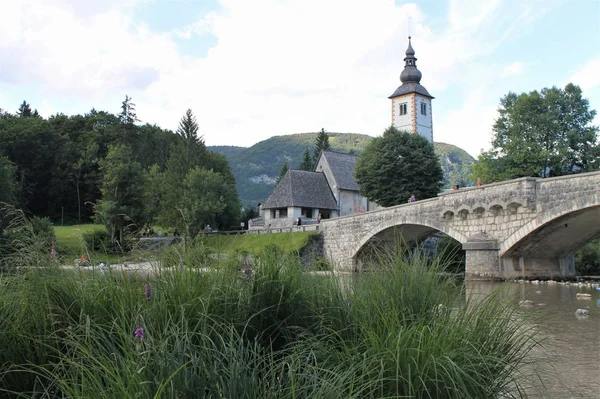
[351,215,469,263]
[500,197,600,258]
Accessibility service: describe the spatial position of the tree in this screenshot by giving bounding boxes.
[118,95,140,131]
[298,147,313,171]
[276,160,288,184]
[355,126,443,207]
[473,83,599,183]
[313,128,331,165]
[94,144,145,246]
[16,101,37,118]
[177,109,203,145]
[180,167,233,236]
[176,109,205,170]
[0,156,18,207]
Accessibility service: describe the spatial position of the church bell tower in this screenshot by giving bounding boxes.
[389,37,434,142]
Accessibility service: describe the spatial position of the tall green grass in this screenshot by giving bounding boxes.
[0,245,540,398]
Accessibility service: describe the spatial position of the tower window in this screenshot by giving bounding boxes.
[420,103,427,115]
[399,103,408,116]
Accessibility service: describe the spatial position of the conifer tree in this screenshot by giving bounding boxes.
[313,128,331,166]
[299,147,313,171]
[276,160,289,184]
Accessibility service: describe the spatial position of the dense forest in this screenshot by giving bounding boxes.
[0,100,240,236]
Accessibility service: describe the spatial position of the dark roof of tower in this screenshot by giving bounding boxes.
[388,82,433,98]
[319,151,360,191]
[389,36,434,99]
[262,169,338,210]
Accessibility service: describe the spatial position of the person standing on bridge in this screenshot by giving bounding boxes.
[408,193,417,203]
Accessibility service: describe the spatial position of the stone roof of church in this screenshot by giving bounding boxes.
[262,169,338,210]
[321,151,360,191]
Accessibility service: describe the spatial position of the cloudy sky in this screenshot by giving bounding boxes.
[1,0,599,156]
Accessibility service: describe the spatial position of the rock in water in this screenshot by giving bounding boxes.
[575,309,589,317]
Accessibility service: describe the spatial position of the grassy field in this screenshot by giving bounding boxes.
[54,225,317,265]
[201,231,317,254]
[54,224,104,254]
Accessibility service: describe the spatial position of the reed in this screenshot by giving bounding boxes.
[0,243,539,398]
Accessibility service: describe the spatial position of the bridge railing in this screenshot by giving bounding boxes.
[246,225,320,235]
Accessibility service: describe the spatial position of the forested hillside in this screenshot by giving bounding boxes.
[0,102,240,232]
[209,133,475,207]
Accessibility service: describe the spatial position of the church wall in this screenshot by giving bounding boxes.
[315,157,339,203]
[339,189,368,217]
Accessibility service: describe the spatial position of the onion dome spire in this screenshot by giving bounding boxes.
[400,36,422,84]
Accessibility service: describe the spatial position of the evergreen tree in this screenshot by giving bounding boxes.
[118,95,140,131]
[276,160,288,184]
[313,128,331,166]
[176,109,205,170]
[355,126,443,207]
[176,108,203,145]
[16,101,37,118]
[298,147,313,171]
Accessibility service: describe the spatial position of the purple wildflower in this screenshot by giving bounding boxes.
[144,283,152,301]
[242,259,252,276]
[134,327,144,339]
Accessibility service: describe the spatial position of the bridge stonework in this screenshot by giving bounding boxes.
[320,171,600,280]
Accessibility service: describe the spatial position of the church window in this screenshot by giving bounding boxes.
[420,103,427,115]
[399,103,408,116]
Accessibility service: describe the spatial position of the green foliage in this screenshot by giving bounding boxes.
[0,208,56,267]
[176,108,203,146]
[0,156,18,208]
[203,231,317,255]
[298,147,313,170]
[435,143,476,188]
[355,126,444,206]
[118,94,140,130]
[313,127,331,165]
[94,144,145,244]
[0,248,540,398]
[16,100,38,118]
[81,229,112,253]
[29,216,56,248]
[276,160,288,184]
[575,238,600,276]
[473,83,599,183]
[158,111,240,232]
[181,167,232,236]
[209,133,474,206]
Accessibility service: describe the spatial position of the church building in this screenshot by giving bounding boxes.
[249,37,432,230]
[389,36,434,142]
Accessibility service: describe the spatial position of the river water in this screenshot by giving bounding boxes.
[467,281,600,398]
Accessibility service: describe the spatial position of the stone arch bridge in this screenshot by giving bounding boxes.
[320,171,600,280]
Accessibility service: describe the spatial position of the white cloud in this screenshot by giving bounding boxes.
[0,0,557,157]
[570,58,600,90]
[501,61,525,77]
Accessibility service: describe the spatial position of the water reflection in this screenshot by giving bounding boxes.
[467,281,600,398]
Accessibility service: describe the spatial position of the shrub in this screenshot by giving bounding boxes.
[575,238,600,275]
[82,229,112,253]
